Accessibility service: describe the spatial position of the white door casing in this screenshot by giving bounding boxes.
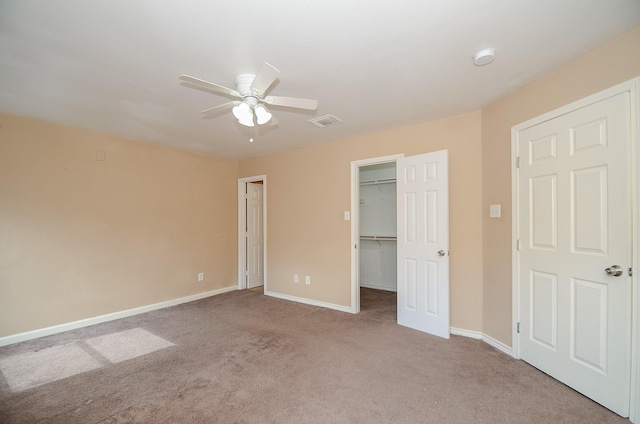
[246,182,264,288]
[515,92,631,416]
[397,150,450,339]
[351,154,404,314]
[237,175,267,291]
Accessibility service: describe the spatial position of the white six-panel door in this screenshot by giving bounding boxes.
[516,92,631,416]
[397,150,450,339]
[246,182,264,288]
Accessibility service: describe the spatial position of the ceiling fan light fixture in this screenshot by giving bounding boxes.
[232,102,251,121]
[233,102,255,126]
[254,105,272,125]
[238,115,254,127]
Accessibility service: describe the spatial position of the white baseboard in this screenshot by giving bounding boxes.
[451,327,513,356]
[2,285,515,359]
[264,290,353,314]
[481,333,513,356]
[450,327,482,339]
[259,294,515,357]
[0,286,237,347]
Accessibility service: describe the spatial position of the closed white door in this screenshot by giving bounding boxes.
[246,182,264,288]
[516,93,631,416]
[396,150,450,338]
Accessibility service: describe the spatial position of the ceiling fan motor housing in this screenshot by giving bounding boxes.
[235,74,258,97]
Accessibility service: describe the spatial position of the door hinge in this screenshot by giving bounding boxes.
[517,239,521,251]
[629,267,633,277]
[517,322,520,333]
[355,244,357,249]
[516,157,520,168]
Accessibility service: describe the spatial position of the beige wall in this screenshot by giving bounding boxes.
[3,26,637,342]
[239,111,484,331]
[0,113,238,337]
[481,27,640,346]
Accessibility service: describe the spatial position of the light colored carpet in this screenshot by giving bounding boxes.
[0,288,629,423]
[0,343,101,392]
[0,328,173,393]
[85,328,174,364]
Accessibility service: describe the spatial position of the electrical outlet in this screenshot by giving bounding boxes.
[198,272,204,282]
[305,276,311,285]
[293,274,299,283]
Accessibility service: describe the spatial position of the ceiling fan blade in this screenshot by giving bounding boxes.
[250,62,280,95]
[201,101,238,114]
[264,96,318,110]
[180,75,241,98]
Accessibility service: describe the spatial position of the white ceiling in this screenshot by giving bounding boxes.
[1,1,638,160]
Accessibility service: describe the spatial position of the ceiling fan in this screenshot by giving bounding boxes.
[180,62,318,127]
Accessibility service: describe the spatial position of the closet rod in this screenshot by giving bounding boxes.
[359,236,397,241]
[359,178,396,186]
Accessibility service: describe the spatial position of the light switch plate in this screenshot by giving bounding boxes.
[489,204,501,218]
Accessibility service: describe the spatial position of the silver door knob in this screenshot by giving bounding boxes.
[437,250,446,256]
[605,265,623,277]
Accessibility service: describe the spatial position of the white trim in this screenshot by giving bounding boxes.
[450,327,513,356]
[450,327,482,339]
[511,77,640,422]
[264,290,353,314]
[238,175,267,291]
[481,333,514,356]
[630,77,640,424]
[350,154,404,314]
[0,286,237,347]
[511,124,521,360]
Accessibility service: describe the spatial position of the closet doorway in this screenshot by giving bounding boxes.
[351,151,450,338]
[358,162,398,313]
[350,154,403,314]
[237,175,267,292]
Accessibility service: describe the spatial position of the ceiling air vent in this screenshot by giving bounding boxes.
[309,114,342,128]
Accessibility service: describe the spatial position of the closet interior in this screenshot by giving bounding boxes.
[359,162,397,292]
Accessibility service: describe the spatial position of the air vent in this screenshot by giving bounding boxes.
[309,114,342,128]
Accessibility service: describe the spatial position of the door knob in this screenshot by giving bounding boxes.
[437,250,446,257]
[605,265,623,277]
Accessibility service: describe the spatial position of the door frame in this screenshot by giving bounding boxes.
[511,77,640,421]
[238,175,267,290]
[350,154,404,313]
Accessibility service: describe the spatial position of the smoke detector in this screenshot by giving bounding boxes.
[473,48,495,66]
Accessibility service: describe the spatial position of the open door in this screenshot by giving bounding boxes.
[396,150,450,338]
[246,182,264,289]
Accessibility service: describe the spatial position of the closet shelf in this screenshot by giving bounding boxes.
[359,178,396,186]
[360,236,397,241]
